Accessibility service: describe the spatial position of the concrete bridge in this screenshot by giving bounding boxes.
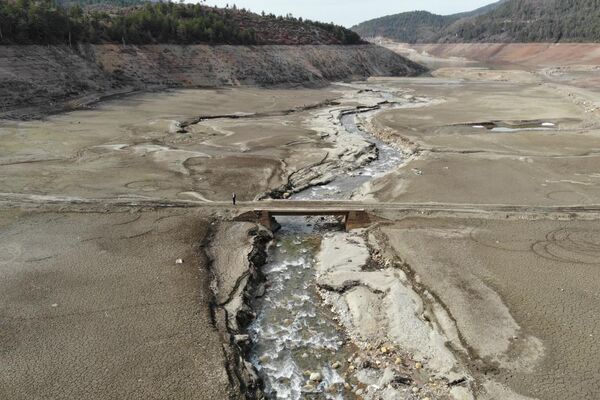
[254,208,372,231]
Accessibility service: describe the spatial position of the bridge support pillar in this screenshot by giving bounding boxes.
[258,210,273,231]
[345,210,371,231]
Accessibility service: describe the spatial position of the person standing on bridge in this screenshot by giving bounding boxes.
[232,192,237,206]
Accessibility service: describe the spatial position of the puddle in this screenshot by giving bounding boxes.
[470,121,558,132]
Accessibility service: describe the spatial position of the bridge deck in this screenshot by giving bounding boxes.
[255,208,364,216]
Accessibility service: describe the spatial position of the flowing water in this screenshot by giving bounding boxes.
[248,102,406,399]
[296,111,404,201]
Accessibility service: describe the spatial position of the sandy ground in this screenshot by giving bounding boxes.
[381,216,600,400]
[360,76,600,206]
[0,208,238,399]
[0,85,401,203]
[0,87,342,202]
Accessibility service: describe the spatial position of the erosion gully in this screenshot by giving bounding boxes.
[247,91,407,400]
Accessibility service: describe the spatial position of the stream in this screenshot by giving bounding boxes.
[248,97,407,399]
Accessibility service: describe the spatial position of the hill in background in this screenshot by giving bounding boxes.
[0,0,362,45]
[353,0,600,43]
[351,1,505,43]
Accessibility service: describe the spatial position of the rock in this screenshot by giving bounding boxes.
[303,383,316,392]
[332,361,342,369]
[412,386,420,393]
[379,367,396,386]
[301,353,309,359]
[175,258,183,264]
[259,354,270,363]
[415,362,423,369]
[394,357,402,365]
[380,346,388,354]
[283,192,291,199]
[234,334,249,343]
[309,372,323,382]
[355,389,364,396]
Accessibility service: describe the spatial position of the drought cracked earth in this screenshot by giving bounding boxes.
[2,62,600,399]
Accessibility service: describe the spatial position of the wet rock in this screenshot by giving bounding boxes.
[234,334,249,343]
[259,354,270,363]
[309,372,323,382]
[303,383,316,392]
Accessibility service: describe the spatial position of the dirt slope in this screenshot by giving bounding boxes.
[413,43,600,67]
[0,44,425,119]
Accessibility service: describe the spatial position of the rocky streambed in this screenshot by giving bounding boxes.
[230,86,473,400]
[203,82,479,399]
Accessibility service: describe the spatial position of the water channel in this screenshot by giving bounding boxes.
[248,99,407,399]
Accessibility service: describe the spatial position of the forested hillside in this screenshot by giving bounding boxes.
[0,0,363,45]
[353,0,600,43]
[351,11,456,43]
[352,1,505,43]
[440,0,600,42]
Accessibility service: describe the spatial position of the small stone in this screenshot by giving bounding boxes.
[332,361,342,369]
[51,303,58,308]
[355,389,364,396]
[301,353,309,359]
[348,365,355,372]
[380,346,388,354]
[394,357,402,365]
[344,383,351,390]
[259,355,270,363]
[415,362,423,369]
[309,372,322,382]
[234,334,249,343]
[412,386,419,393]
[326,385,337,394]
[303,383,315,392]
[303,370,312,377]
[175,258,183,264]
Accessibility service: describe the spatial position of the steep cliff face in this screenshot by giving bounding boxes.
[0,44,425,119]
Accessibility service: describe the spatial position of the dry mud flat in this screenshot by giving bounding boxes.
[362,75,600,206]
[379,216,600,400]
[0,208,238,399]
[0,87,343,202]
[0,84,414,204]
